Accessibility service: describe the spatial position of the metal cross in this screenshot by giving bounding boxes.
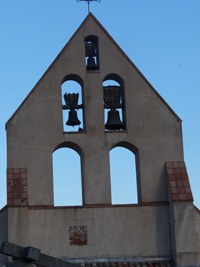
[77,0,101,14]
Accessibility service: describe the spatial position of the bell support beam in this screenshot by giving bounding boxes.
[62,104,83,110]
[104,104,124,109]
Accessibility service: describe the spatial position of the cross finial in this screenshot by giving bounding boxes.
[77,0,101,14]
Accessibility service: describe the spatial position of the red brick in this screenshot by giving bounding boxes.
[21,179,27,186]
[179,162,186,168]
[180,168,187,175]
[14,199,22,206]
[21,186,28,192]
[14,192,21,199]
[7,173,13,179]
[7,199,14,206]
[179,193,186,200]
[21,168,27,173]
[168,175,175,181]
[167,169,174,175]
[7,169,13,174]
[7,186,13,193]
[186,193,193,201]
[21,192,28,199]
[166,162,173,168]
[171,188,178,193]
[172,162,179,168]
[177,187,185,194]
[21,199,28,206]
[170,181,176,187]
[13,186,21,198]
[7,179,13,186]
[14,173,20,179]
[172,194,179,201]
[14,179,20,185]
[7,192,14,199]
[21,173,27,179]
[14,184,21,190]
[14,168,20,174]
[185,187,191,193]
[177,180,183,187]
[175,174,182,180]
[183,180,190,187]
[182,174,188,181]
[174,168,181,175]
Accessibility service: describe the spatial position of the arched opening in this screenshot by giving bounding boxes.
[53,147,82,206]
[84,35,99,71]
[61,76,84,132]
[103,74,126,131]
[109,146,138,204]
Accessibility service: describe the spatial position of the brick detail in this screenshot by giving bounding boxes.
[166,162,193,202]
[69,226,87,246]
[7,168,28,207]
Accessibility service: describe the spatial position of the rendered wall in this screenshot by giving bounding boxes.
[7,205,171,259]
[2,12,200,267]
[0,209,8,264]
[172,202,198,265]
[6,14,183,207]
[194,208,200,265]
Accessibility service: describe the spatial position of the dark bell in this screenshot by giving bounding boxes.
[66,110,81,126]
[105,109,125,130]
[87,57,97,70]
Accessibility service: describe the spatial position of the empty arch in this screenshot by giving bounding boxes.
[109,143,140,204]
[53,144,83,206]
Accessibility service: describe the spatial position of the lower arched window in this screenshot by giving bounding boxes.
[53,147,82,206]
[109,146,138,204]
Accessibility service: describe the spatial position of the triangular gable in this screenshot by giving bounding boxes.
[6,12,181,128]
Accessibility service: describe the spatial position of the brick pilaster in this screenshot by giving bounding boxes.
[166,162,193,202]
[7,168,28,206]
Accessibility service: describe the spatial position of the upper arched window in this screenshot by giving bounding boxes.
[103,74,126,131]
[84,35,99,71]
[62,75,84,132]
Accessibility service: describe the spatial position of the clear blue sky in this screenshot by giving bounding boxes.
[0,0,199,208]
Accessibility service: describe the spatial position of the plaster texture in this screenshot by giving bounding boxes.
[172,202,198,265]
[167,173,200,266]
[0,209,8,264]
[6,14,183,206]
[194,208,200,265]
[6,205,170,259]
[1,13,199,267]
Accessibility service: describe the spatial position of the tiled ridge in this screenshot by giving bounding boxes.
[7,168,28,206]
[76,261,172,267]
[166,162,193,202]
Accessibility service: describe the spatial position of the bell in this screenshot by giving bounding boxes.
[85,42,96,57]
[105,109,125,130]
[64,93,79,109]
[87,57,97,70]
[66,110,81,126]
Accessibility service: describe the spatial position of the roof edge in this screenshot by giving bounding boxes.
[89,13,181,122]
[6,13,93,128]
[6,12,181,128]
[194,204,200,214]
